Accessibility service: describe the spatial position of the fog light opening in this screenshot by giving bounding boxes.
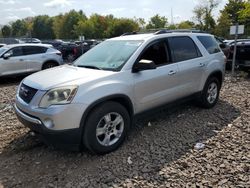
[43,119,55,129]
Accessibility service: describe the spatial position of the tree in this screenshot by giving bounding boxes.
[59,10,87,39]
[224,0,245,24]
[216,0,249,38]
[75,14,108,39]
[52,14,64,39]
[239,1,250,21]
[146,14,168,29]
[110,18,139,37]
[134,17,146,29]
[11,19,28,37]
[74,19,95,39]
[178,21,195,29]
[214,10,231,38]
[32,15,55,39]
[193,0,220,32]
[1,25,12,37]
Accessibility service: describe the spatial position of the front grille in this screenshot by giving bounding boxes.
[19,84,38,104]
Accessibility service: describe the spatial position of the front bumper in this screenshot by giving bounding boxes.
[14,103,83,151]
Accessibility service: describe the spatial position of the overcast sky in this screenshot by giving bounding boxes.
[0,0,227,25]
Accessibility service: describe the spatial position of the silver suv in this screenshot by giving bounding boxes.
[14,31,226,154]
[0,43,63,77]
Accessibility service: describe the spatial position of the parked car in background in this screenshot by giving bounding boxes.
[0,43,63,77]
[227,40,250,72]
[42,40,63,49]
[0,43,6,48]
[20,38,41,44]
[0,38,22,45]
[14,31,225,154]
[58,42,91,62]
[215,37,230,58]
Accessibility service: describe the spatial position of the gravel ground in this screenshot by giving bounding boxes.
[0,73,249,188]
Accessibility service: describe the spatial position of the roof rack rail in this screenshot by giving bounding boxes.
[120,29,208,36]
[154,29,208,35]
[121,32,138,36]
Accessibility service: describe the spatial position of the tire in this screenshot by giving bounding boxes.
[83,101,130,154]
[42,62,58,70]
[198,77,221,108]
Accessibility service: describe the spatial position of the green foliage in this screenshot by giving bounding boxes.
[146,14,168,29]
[32,15,55,39]
[11,20,28,37]
[110,18,139,37]
[224,0,245,23]
[216,0,250,38]
[134,17,146,29]
[3,4,250,41]
[60,10,87,39]
[193,0,219,33]
[214,10,231,38]
[1,25,12,37]
[178,21,195,29]
[239,1,250,22]
[52,10,87,39]
[75,15,138,39]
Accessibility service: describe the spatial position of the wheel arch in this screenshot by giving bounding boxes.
[207,70,223,88]
[42,60,59,69]
[79,94,134,138]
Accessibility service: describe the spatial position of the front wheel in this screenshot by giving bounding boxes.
[198,77,221,108]
[83,101,130,154]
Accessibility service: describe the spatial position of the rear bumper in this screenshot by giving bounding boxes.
[14,104,82,151]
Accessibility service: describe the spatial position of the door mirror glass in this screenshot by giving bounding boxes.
[3,53,11,59]
[133,59,156,72]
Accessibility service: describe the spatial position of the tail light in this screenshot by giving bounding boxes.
[56,52,62,56]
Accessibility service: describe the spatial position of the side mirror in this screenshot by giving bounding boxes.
[133,59,156,72]
[219,43,226,49]
[3,53,11,59]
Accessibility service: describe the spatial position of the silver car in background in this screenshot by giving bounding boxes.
[0,43,63,77]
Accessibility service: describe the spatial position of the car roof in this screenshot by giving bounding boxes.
[4,43,53,48]
[109,31,213,41]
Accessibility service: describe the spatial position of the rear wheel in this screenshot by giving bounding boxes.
[83,101,130,154]
[42,62,58,70]
[198,77,221,108]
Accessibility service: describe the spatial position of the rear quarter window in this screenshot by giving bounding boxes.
[197,36,221,54]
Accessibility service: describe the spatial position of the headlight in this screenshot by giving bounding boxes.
[39,86,78,108]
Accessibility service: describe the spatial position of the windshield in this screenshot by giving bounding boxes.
[74,40,142,71]
[0,47,8,56]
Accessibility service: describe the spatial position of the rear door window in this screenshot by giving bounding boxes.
[168,36,201,62]
[197,36,221,54]
[22,46,47,55]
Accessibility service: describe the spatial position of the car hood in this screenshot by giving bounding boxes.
[23,65,117,90]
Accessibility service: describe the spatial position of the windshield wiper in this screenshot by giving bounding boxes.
[76,65,102,70]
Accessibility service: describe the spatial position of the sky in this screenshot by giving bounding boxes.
[0,0,228,25]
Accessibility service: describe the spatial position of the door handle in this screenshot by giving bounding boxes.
[199,63,205,67]
[168,70,177,75]
[19,59,24,61]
